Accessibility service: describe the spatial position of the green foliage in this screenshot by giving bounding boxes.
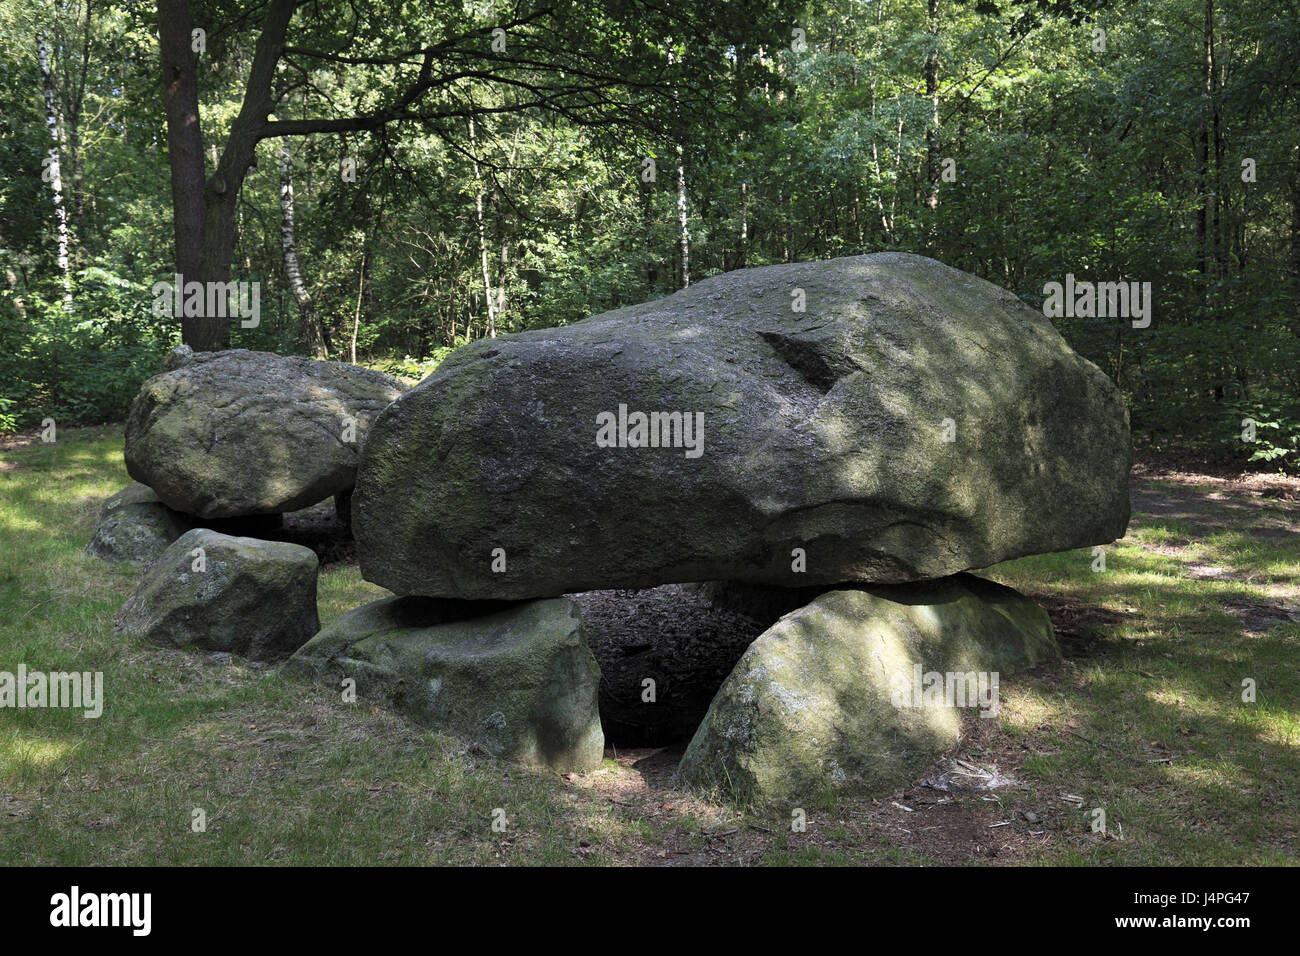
[0,270,173,429]
[0,0,1296,476]
[1236,401,1300,468]
[364,349,457,384]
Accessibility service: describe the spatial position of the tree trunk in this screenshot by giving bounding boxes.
[198,0,296,351]
[156,0,207,343]
[739,177,748,267]
[738,56,750,269]
[37,31,72,303]
[158,0,296,351]
[469,115,497,338]
[1292,146,1300,337]
[351,248,366,365]
[493,125,522,327]
[1197,0,1215,283]
[677,144,690,288]
[641,181,657,292]
[924,0,941,221]
[668,46,689,288]
[1211,4,1226,279]
[921,0,942,255]
[64,0,94,238]
[497,235,508,322]
[278,138,328,358]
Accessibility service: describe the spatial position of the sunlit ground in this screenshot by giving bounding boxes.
[0,426,1295,865]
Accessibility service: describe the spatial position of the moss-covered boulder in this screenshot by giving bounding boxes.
[160,343,194,372]
[286,596,604,772]
[115,528,320,660]
[84,482,192,566]
[124,349,407,519]
[354,253,1130,600]
[676,574,1059,805]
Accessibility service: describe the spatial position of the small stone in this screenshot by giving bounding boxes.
[84,482,192,566]
[115,528,320,661]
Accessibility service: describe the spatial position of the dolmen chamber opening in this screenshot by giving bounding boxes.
[89,252,1130,805]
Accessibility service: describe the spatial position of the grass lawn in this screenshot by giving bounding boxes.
[1,425,1297,865]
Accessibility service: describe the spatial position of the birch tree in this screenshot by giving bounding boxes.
[278,138,328,357]
[36,29,71,302]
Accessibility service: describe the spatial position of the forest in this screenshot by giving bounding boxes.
[2,0,1300,883]
[1,0,1297,468]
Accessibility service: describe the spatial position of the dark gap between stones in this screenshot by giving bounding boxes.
[202,494,356,566]
[574,582,822,748]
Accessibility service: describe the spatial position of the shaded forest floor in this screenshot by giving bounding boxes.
[1,426,1296,865]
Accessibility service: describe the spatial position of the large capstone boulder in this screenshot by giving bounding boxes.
[160,343,194,372]
[115,528,320,661]
[84,482,192,566]
[125,349,407,519]
[676,574,1059,805]
[286,596,604,772]
[353,253,1130,600]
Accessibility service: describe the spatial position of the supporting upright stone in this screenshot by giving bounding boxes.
[85,482,192,566]
[287,596,605,773]
[677,574,1059,805]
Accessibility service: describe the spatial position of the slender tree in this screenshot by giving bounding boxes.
[278,138,327,357]
[36,29,71,302]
